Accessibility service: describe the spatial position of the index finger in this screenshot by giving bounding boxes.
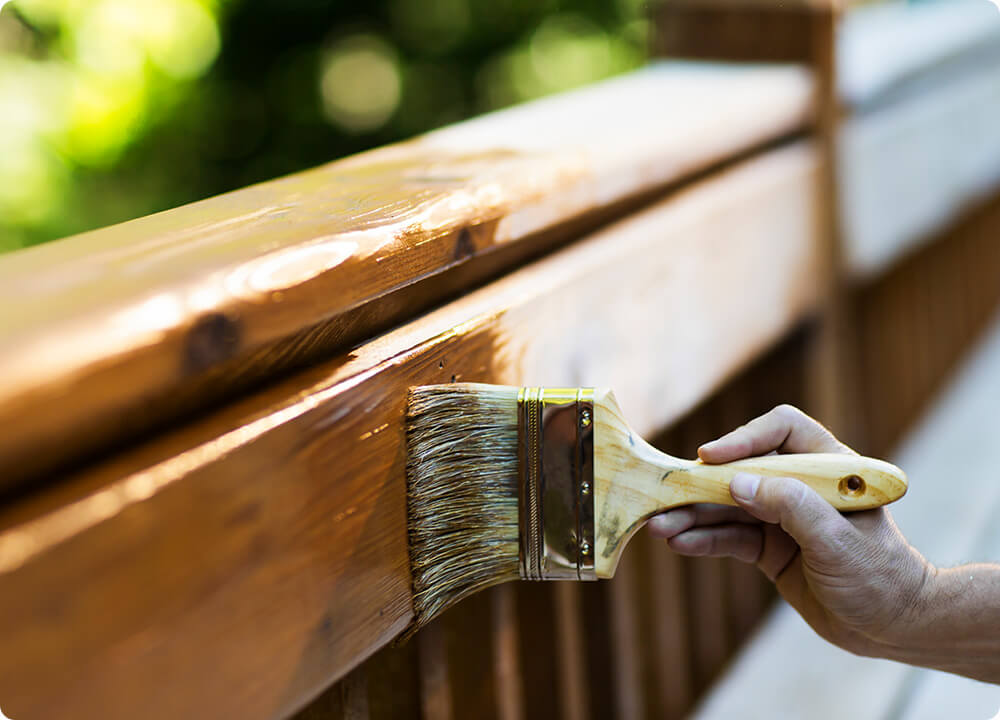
[698,404,853,463]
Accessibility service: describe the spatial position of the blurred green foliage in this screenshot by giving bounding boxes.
[0,0,650,252]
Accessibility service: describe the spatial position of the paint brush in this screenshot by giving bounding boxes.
[405,384,907,628]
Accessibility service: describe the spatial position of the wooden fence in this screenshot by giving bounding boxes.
[1,1,999,719]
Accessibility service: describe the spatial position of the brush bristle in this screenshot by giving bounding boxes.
[406,383,521,629]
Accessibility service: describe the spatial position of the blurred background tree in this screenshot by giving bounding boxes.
[0,0,650,252]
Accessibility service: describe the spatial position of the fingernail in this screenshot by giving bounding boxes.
[731,472,760,501]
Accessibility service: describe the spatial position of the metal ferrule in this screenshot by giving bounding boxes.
[517,387,596,581]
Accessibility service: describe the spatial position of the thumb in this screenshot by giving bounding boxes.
[730,472,850,552]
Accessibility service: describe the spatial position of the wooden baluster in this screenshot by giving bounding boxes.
[418,620,453,720]
[689,557,729,695]
[579,582,614,719]
[606,541,645,720]
[638,523,693,720]
[806,4,857,444]
[365,636,421,719]
[442,593,498,719]
[677,406,731,694]
[292,666,369,720]
[552,583,590,720]
[492,585,525,720]
[713,375,765,647]
[515,582,563,720]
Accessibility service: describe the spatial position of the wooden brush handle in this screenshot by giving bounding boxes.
[672,452,908,512]
[591,389,908,578]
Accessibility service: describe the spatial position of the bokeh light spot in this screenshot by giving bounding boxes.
[320,34,402,134]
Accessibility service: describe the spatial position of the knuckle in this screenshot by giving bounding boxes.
[773,403,804,422]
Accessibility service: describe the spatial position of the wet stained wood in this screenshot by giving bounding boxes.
[513,581,585,720]
[606,544,645,720]
[636,529,693,720]
[492,585,525,720]
[443,590,499,718]
[0,144,822,720]
[551,583,589,720]
[0,62,813,490]
[418,620,453,720]
[855,193,1000,457]
[513,583,562,720]
[654,0,833,64]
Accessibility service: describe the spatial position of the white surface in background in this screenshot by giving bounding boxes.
[840,64,1000,278]
[691,311,1000,719]
[838,0,1000,277]
[839,0,1000,107]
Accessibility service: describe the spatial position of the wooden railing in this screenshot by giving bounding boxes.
[1,2,999,719]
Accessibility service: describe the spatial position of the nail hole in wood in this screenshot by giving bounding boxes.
[184,312,242,374]
[454,228,474,261]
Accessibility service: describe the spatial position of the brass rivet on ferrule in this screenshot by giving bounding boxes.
[580,409,591,427]
[580,541,590,555]
[581,480,591,495]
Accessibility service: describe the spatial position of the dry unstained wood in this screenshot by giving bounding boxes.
[0,62,813,489]
[0,145,822,720]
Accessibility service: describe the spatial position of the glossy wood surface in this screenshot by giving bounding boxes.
[0,62,812,489]
[0,144,822,720]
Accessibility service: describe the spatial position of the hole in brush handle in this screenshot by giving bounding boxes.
[838,474,866,497]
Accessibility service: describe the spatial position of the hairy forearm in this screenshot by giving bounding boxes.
[879,563,1000,683]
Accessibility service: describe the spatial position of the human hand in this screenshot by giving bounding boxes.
[648,404,933,657]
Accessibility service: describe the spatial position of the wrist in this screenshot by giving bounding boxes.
[866,550,937,652]
[894,559,937,639]
[870,559,941,663]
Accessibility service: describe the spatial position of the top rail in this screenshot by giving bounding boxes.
[0,61,812,490]
[0,142,823,720]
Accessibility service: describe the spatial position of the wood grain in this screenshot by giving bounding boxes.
[0,62,812,489]
[0,144,822,720]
